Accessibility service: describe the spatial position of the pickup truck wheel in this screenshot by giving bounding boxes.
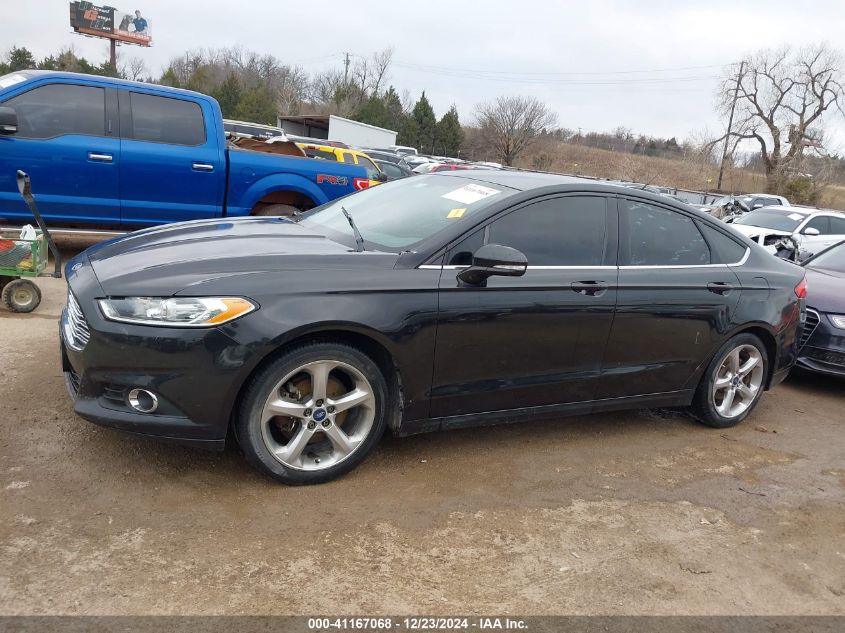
[2,279,41,313]
[235,342,389,485]
[254,204,298,217]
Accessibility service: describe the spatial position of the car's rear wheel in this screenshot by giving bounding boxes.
[235,342,388,484]
[691,333,768,428]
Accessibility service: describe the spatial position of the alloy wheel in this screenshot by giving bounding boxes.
[259,360,376,471]
[711,344,764,418]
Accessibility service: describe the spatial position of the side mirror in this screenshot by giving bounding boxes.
[375,171,388,182]
[0,106,18,135]
[456,243,528,286]
[802,227,821,236]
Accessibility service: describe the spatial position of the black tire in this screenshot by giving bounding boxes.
[235,342,389,484]
[2,279,41,313]
[690,332,768,428]
[253,204,299,217]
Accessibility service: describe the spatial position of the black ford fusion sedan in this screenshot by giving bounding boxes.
[61,172,806,484]
[797,240,845,377]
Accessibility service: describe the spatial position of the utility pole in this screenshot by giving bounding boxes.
[717,61,745,191]
[343,52,351,85]
[109,39,117,75]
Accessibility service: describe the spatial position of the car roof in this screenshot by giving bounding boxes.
[435,169,649,194]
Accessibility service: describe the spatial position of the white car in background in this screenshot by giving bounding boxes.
[730,206,845,257]
[699,193,790,215]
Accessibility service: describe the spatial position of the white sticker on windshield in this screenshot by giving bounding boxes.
[441,184,501,205]
[788,213,804,221]
[0,74,26,89]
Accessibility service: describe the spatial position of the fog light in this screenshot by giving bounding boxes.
[127,388,159,414]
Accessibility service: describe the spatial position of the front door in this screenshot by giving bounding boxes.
[0,82,120,225]
[799,215,845,255]
[430,195,618,418]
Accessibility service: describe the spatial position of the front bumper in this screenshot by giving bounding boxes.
[796,309,845,377]
[60,262,260,448]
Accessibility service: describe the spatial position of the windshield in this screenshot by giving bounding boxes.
[734,209,806,232]
[806,240,845,273]
[298,175,512,251]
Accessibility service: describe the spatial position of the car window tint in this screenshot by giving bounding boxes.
[447,229,485,266]
[698,223,747,264]
[487,196,607,266]
[6,84,105,139]
[828,216,845,234]
[303,148,336,161]
[804,216,830,235]
[622,199,710,265]
[381,163,401,178]
[129,93,205,145]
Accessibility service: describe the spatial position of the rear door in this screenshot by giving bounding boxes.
[0,82,120,225]
[430,194,618,417]
[598,198,743,399]
[119,90,224,227]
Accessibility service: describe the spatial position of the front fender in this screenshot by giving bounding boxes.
[228,173,330,217]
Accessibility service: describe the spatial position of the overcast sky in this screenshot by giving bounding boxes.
[4,0,845,148]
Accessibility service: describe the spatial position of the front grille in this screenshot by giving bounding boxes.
[65,290,90,351]
[799,308,820,350]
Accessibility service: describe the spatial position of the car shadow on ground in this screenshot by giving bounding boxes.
[784,367,844,395]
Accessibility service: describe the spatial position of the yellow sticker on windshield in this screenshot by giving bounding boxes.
[447,208,466,218]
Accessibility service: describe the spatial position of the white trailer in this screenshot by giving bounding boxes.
[278,114,397,148]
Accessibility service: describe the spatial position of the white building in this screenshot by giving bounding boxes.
[277,114,397,148]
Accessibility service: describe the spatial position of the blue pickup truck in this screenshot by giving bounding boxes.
[0,71,368,228]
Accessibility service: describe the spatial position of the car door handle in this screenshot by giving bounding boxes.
[707,282,734,295]
[571,281,608,297]
[88,152,113,162]
[192,162,214,172]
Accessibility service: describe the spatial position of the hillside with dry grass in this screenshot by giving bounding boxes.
[507,139,845,210]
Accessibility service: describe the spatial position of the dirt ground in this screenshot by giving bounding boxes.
[1,242,844,616]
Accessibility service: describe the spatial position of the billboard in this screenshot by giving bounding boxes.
[69,2,152,46]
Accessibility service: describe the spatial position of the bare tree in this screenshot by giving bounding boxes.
[123,56,147,81]
[474,96,558,166]
[716,44,844,191]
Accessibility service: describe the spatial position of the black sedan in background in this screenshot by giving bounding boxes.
[798,240,845,377]
[61,172,805,484]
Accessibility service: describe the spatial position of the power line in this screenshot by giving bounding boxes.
[393,60,730,77]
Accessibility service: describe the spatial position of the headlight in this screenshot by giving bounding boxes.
[830,315,845,330]
[98,297,256,327]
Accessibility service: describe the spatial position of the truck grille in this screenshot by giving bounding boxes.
[65,290,91,351]
[799,308,820,350]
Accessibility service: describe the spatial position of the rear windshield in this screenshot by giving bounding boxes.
[734,209,806,232]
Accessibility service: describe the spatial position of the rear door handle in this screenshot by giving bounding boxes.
[88,152,113,162]
[192,162,214,172]
[571,281,608,297]
[707,282,734,295]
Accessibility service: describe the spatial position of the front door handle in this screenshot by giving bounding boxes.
[88,152,113,162]
[571,281,608,297]
[192,162,214,172]
[707,282,734,295]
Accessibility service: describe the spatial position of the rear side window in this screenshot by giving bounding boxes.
[622,200,710,266]
[303,148,338,161]
[487,196,607,266]
[129,93,205,146]
[5,84,105,139]
[698,223,747,264]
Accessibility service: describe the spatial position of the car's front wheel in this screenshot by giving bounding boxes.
[691,333,768,428]
[235,342,388,484]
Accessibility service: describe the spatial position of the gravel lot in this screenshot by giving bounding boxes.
[1,244,844,615]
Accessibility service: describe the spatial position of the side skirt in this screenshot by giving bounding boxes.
[395,390,695,437]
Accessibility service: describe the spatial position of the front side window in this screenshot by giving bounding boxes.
[357,156,381,179]
[487,196,608,266]
[804,216,831,235]
[129,92,205,145]
[622,199,710,266]
[5,83,105,139]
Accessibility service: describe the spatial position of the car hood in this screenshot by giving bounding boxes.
[85,217,398,296]
[730,224,791,239]
[804,265,845,314]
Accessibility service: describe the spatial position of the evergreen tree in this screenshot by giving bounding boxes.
[436,105,463,157]
[212,72,242,118]
[411,92,436,153]
[235,87,277,125]
[159,67,181,88]
[7,47,36,72]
